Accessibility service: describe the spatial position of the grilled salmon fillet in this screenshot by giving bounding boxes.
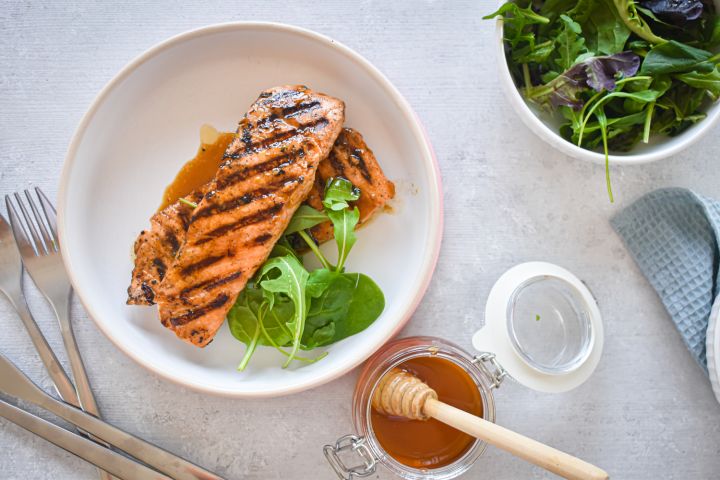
[127,128,394,307]
[155,85,344,347]
[127,190,205,305]
[303,128,395,245]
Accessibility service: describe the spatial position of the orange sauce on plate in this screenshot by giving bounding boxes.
[371,356,484,469]
[158,125,235,211]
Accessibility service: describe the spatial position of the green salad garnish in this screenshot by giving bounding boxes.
[227,177,385,370]
[485,0,720,201]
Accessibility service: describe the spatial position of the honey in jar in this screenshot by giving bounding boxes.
[330,337,497,480]
[370,356,484,469]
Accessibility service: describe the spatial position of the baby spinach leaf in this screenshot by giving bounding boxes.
[306,268,335,299]
[258,255,309,368]
[340,273,385,340]
[302,272,385,349]
[539,0,578,20]
[227,284,265,371]
[302,271,354,348]
[284,205,328,235]
[571,0,633,54]
[640,40,716,74]
[258,294,295,346]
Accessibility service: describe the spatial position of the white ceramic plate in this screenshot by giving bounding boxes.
[707,296,720,405]
[58,22,442,397]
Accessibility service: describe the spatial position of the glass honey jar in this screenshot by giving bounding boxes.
[325,262,604,479]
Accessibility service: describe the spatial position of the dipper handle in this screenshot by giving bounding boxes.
[424,398,608,480]
[372,368,609,480]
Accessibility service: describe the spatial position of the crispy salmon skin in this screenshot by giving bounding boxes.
[155,85,344,347]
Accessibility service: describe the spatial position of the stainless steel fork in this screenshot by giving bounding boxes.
[6,188,114,480]
[0,209,77,404]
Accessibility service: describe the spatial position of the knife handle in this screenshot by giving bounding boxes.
[0,399,169,480]
[39,393,225,480]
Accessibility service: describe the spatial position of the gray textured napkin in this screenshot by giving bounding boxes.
[611,188,720,373]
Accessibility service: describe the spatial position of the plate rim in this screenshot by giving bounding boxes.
[57,21,444,397]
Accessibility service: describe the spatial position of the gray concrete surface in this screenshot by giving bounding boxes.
[1,1,719,479]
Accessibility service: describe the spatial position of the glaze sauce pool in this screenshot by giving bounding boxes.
[158,125,235,210]
[370,356,484,469]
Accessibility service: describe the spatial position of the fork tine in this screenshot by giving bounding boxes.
[35,187,59,248]
[13,192,46,255]
[5,195,38,258]
[25,190,55,253]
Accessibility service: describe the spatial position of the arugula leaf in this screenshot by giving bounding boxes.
[594,105,614,202]
[676,69,720,99]
[710,15,720,47]
[556,14,587,70]
[483,3,550,27]
[270,237,302,263]
[327,207,360,272]
[513,40,555,64]
[257,256,309,368]
[484,0,720,201]
[323,177,360,211]
[613,0,666,43]
[640,40,716,75]
[227,173,385,370]
[653,82,709,134]
[284,205,328,235]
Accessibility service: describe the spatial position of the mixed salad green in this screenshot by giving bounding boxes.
[485,0,720,200]
[226,178,385,370]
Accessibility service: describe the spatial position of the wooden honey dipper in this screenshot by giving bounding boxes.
[373,368,609,480]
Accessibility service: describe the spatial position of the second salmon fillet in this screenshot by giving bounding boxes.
[155,85,345,347]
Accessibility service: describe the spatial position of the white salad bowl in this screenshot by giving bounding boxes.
[492,2,720,165]
[58,22,442,397]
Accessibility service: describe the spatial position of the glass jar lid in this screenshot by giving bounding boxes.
[472,262,603,393]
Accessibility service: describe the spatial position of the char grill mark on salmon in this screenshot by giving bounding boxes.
[126,189,205,305]
[126,128,393,308]
[155,85,345,347]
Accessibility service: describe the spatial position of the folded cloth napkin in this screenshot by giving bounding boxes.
[611,187,720,373]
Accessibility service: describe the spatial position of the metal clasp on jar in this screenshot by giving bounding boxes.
[324,434,377,479]
[473,352,508,389]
